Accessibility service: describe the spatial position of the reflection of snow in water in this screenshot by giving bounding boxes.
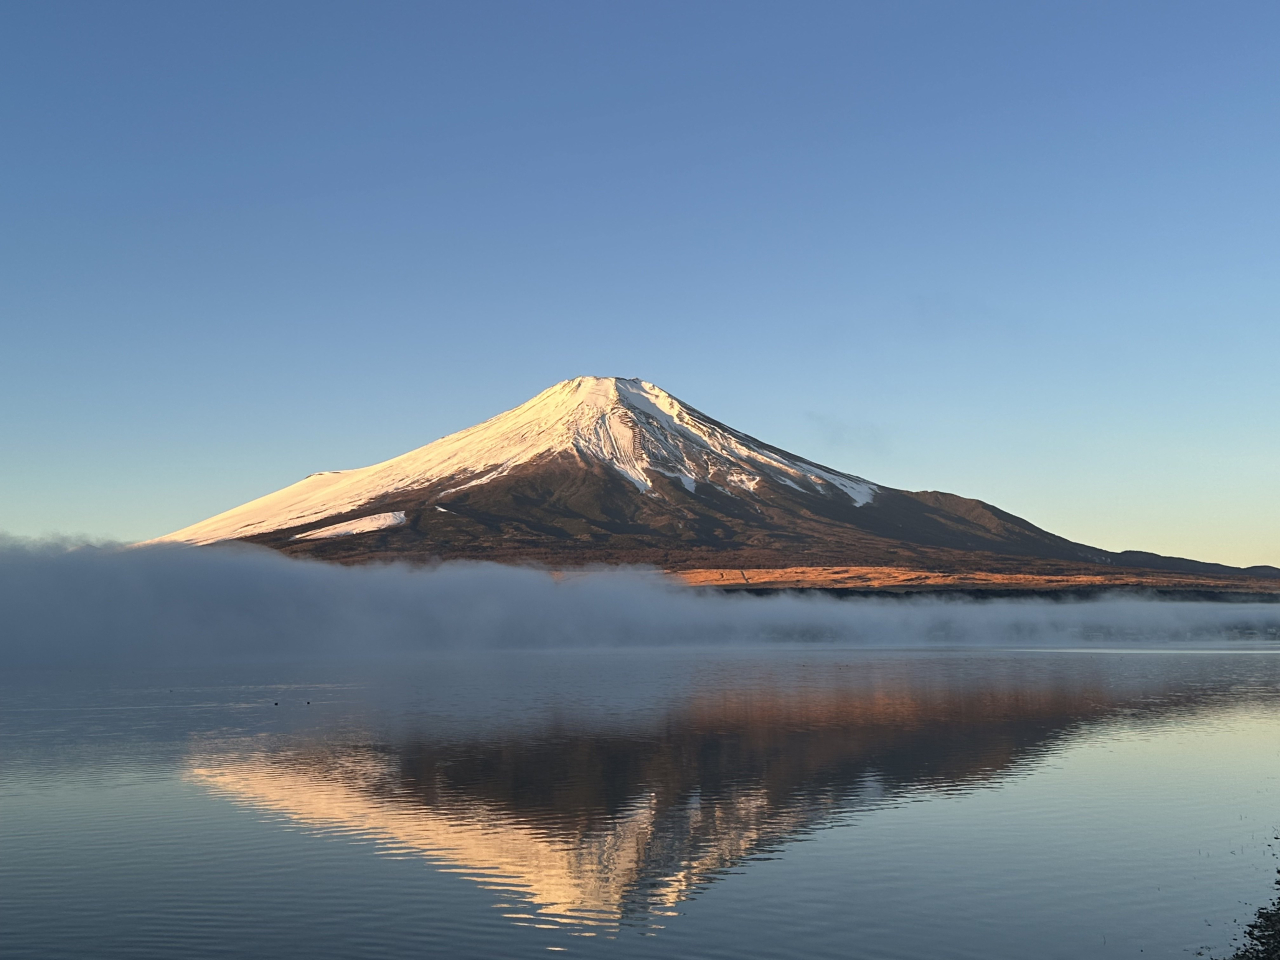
[185,676,1132,932]
[188,749,823,930]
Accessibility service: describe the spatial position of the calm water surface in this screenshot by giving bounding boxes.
[4,645,1280,959]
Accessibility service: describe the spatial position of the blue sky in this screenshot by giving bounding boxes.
[2,1,1277,566]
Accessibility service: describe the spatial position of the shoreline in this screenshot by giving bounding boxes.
[674,565,1280,602]
[698,585,1280,603]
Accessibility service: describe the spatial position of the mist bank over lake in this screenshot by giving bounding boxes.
[2,538,1278,667]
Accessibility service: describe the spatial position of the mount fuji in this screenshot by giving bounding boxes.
[150,377,1277,581]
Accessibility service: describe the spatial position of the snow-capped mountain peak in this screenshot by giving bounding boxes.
[141,378,1273,585]
[150,377,877,546]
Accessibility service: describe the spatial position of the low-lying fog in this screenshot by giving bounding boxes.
[2,538,1278,666]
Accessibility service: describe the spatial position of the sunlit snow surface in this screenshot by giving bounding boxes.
[290,512,406,541]
[148,377,878,545]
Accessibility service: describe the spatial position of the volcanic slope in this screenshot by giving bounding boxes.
[150,377,1278,579]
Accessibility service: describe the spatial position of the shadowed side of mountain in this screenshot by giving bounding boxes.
[1107,549,1280,579]
[239,453,1100,568]
[239,464,1277,594]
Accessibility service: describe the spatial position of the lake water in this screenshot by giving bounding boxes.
[4,644,1280,959]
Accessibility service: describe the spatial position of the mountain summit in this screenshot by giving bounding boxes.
[155,377,876,546]
[151,377,1276,581]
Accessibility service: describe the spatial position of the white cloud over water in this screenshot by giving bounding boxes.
[1,538,1277,666]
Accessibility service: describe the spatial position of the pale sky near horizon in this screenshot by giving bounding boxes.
[2,1,1277,567]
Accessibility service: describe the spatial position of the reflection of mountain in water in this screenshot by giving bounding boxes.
[188,670,1172,931]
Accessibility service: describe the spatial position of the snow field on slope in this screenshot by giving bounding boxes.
[150,377,877,545]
